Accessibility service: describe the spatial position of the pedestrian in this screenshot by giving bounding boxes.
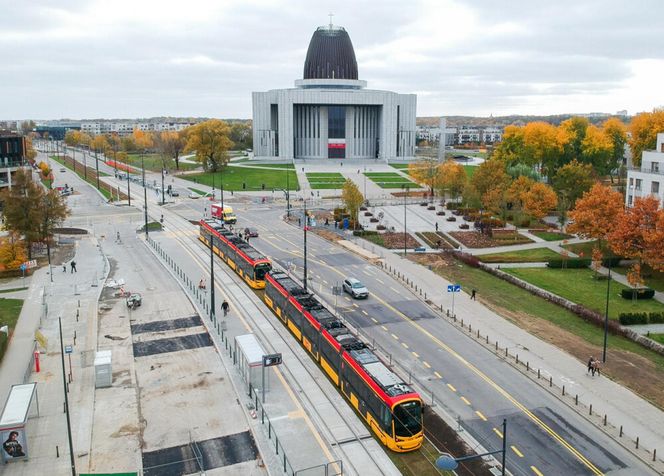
[334,220,338,229]
[592,360,601,376]
[435,222,439,232]
[198,278,206,290]
[325,218,329,226]
[436,239,442,248]
[222,299,229,317]
[471,289,476,300]
[160,214,164,224]
[587,356,594,374]
[70,261,77,273]
[62,264,67,272]
[298,217,301,227]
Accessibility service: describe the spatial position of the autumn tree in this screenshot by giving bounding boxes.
[341,179,364,229]
[132,129,154,151]
[581,124,613,175]
[157,131,187,170]
[24,137,37,162]
[608,196,661,285]
[644,211,664,272]
[559,116,590,164]
[0,170,43,258]
[602,118,628,182]
[36,189,70,251]
[436,160,467,201]
[471,159,509,198]
[629,109,664,167]
[408,159,439,197]
[553,159,596,227]
[523,121,564,175]
[185,120,233,172]
[491,125,525,165]
[229,122,253,150]
[0,232,28,270]
[567,183,623,249]
[506,175,535,223]
[523,182,557,220]
[90,135,110,156]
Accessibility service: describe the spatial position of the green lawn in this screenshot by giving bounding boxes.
[0,298,25,362]
[612,267,664,293]
[419,257,664,369]
[247,163,295,169]
[504,268,664,319]
[648,334,664,345]
[188,187,207,196]
[364,172,416,189]
[562,240,619,259]
[182,165,299,191]
[307,173,346,189]
[478,248,562,263]
[389,163,477,179]
[530,231,574,241]
[125,153,199,172]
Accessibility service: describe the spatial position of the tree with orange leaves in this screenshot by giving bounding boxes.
[132,128,154,151]
[608,196,662,286]
[629,109,664,167]
[644,209,664,272]
[523,182,557,220]
[408,158,439,198]
[567,183,623,249]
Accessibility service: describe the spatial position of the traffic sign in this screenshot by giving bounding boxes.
[447,284,461,293]
[64,345,73,354]
[20,264,27,272]
[262,353,282,367]
[23,260,37,269]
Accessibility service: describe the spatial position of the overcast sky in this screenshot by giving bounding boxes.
[3,0,664,120]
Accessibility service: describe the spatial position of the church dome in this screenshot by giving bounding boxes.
[303,25,358,80]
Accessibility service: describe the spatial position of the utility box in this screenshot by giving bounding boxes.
[94,350,112,388]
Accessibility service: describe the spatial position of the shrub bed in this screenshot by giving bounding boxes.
[621,288,655,300]
[619,313,649,325]
[436,211,446,216]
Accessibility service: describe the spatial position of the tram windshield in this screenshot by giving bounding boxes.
[254,263,272,280]
[393,401,422,437]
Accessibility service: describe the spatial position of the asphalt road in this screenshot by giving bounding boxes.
[227,205,654,476]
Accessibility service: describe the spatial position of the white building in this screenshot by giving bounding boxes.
[482,127,502,144]
[626,132,664,208]
[252,23,416,161]
[457,126,481,145]
[80,121,194,136]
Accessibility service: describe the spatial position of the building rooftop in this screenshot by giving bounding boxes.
[303,25,358,80]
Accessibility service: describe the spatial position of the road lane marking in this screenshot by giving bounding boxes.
[361,310,368,316]
[323,280,328,285]
[376,278,384,284]
[362,270,372,277]
[371,317,378,323]
[391,333,399,340]
[531,466,544,476]
[434,371,442,379]
[423,361,431,368]
[381,325,388,331]
[402,342,409,349]
[493,428,503,438]
[390,287,399,293]
[511,446,524,458]
[352,303,359,308]
[412,352,419,358]
[475,411,487,422]
[447,383,457,392]
[460,396,471,405]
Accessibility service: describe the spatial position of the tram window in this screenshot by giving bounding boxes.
[380,404,392,432]
[254,263,271,280]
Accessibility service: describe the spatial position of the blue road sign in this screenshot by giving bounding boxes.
[454,284,461,292]
[19,264,27,272]
[447,284,461,293]
[64,345,73,354]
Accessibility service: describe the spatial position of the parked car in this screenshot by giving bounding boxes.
[60,168,66,173]
[343,278,369,299]
[244,227,259,238]
[188,192,200,199]
[169,190,180,197]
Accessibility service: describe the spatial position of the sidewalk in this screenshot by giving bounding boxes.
[363,244,664,463]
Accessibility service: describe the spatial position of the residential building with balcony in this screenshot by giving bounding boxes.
[0,132,28,189]
[626,132,664,208]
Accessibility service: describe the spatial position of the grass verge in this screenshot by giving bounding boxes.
[0,298,25,362]
[530,231,573,241]
[648,334,664,345]
[504,268,664,319]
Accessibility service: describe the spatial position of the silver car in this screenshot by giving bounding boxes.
[343,278,369,299]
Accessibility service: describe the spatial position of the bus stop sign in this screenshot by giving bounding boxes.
[262,353,282,367]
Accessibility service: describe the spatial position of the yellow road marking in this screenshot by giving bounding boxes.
[263,222,603,475]
[511,445,524,458]
[493,428,503,439]
[460,396,471,405]
[412,352,419,358]
[402,342,409,349]
[381,325,388,331]
[475,410,487,421]
[361,310,368,316]
[434,371,442,379]
[531,466,544,476]
[352,303,359,308]
[447,383,457,392]
[423,361,431,368]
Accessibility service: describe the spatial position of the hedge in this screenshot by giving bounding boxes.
[619,312,664,325]
[547,258,591,268]
[353,230,378,237]
[620,288,655,300]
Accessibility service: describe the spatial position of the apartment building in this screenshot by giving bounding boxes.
[0,132,27,189]
[626,132,664,208]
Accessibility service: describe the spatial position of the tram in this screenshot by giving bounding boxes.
[199,219,272,289]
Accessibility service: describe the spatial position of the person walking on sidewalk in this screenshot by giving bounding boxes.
[70,261,77,273]
[587,356,594,374]
[222,299,229,317]
[471,289,476,300]
[62,264,67,273]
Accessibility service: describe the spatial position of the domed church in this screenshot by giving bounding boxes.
[252,22,416,161]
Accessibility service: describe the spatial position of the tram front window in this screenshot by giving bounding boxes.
[254,263,272,280]
[393,401,422,437]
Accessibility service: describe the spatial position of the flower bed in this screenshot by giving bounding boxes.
[449,231,533,248]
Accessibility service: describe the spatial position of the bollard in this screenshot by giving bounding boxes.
[441,304,444,312]
[505,348,508,357]
[477,329,480,338]
[78,299,80,308]
[526,361,529,371]
[653,449,656,462]
[485,335,489,344]
[468,324,472,333]
[575,394,578,405]
[603,414,607,426]
[620,425,623,437]
[562,385,565,396]
[589,404,593,415]
[56,445,59,458]
[496,341,499,351]
[537,368,540,379]
[516,354,519,364]
[636,437,639,449]
[446,309,449,317]
[461,319,464,327]
[549,376,553,387]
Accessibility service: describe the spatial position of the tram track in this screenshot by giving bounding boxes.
[143,203,395,476]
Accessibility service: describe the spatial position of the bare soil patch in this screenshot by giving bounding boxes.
[449,231,532,248]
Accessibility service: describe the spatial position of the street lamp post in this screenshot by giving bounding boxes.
[220,167,224,216]
[141,152,148,237]
[437,418,507,476]
[403,185,409,256]
[363,165,367,205]
[286,168,291,218]
[603,259,612,363]
[58,317,76,476]
[83,149,87,181]
[210,239,216,326]
[212,172,216,201]
[126,163,131,206]
[94,149,100,190]
[161,166,165,205]
[303,199,308,292]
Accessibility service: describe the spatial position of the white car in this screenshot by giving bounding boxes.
[343,278,369,299]
[188,192,201,199]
